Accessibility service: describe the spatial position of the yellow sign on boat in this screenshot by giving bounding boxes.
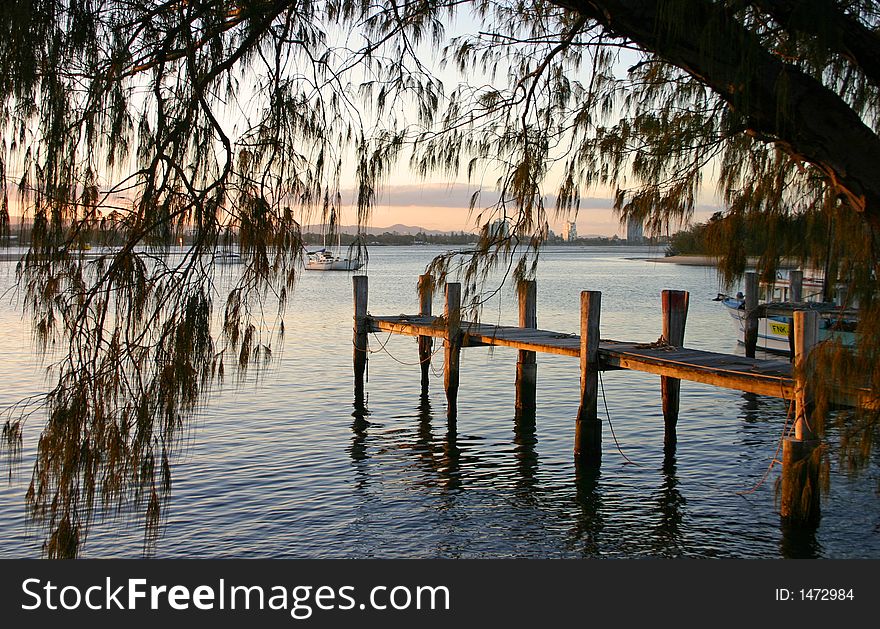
[770,322,789,336]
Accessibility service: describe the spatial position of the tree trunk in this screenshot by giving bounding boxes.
[555,0,880,223]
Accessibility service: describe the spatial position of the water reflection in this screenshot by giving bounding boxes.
[2,246,879,558]
[513,405,539,495]
[407,391,463,493]
[440,426,463,493]
[780,520,821,558]
[340,345,864,559]
[739,391,762,422]
[653,452,686,556]
[571,461,604,556]
[733,390,822,557]
[414,393,438,470]
[348,390,371,464]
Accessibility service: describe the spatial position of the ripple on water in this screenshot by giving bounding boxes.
[0,247,878,558]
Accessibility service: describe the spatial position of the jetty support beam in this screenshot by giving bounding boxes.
[353,275,369,398]
[789,270,803,304]
[444,283,462,422]
[744,271,759,358]
[781,310,821,524]
[575,291,602,463]
[661,290,689,448]
[787,270,804,356]
[515,280,538,416]
[418,274,434,394]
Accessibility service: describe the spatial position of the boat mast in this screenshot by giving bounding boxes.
[327,207,337,252]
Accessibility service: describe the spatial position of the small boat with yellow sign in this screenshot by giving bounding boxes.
[718,273,857,355]
[720,295,795,354]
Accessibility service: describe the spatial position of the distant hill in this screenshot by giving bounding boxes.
[302,223,461,236]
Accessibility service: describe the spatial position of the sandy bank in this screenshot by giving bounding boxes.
[631,255,800,268]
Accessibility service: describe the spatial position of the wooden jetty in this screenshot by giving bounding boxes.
[353,274,847,525]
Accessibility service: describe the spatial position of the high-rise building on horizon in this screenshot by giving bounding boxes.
[562,220,577,242]
[626,216,644,243]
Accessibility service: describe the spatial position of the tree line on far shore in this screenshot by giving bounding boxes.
[666,211,841,269]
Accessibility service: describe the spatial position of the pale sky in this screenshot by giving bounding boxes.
[4,180,719,237]
[3,11,723,239]
[353,181,720,236]
[343,16,722,237]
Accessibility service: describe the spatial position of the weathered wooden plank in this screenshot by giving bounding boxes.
[464,336,581,357]
[418,274,433,394]
[603,345,790,371]
[516,280,537,413]
[789,270,804,304]
[471,327,568,338]
[372,316,576,345]
[603,346,793,376]
[368,314,798,398]
[603,352,795,398]
[758,360,797,371]
[661,290,689,448]
[484,330,558,340]
[445,284,462,422]
[353,276,369,397]
[575,291,602,462]
[373,319,445,337]
[781,309,821,523]
[745,272,759,358]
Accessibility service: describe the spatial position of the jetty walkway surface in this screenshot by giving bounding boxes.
[368,314,796,399]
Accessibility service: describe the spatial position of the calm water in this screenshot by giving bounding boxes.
[1,245,878,558]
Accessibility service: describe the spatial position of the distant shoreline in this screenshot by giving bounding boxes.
[633,255,801,268]
[632,255,719,266]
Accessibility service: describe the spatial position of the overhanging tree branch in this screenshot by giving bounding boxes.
[553,0,880,226]
[750,0,880,87]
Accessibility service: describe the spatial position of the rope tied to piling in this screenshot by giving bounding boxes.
[634,335,678,351]
[736,398,795,496]
[598,370,640,467]
[362,330,444,367]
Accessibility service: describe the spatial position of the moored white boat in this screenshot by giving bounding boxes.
[305,248,364,271]
[721,296,796,354]
[719,272,857,355]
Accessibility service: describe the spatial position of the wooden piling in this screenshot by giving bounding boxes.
[781,309,821,524]
[364,274,870,522]
[789,270,803,304]
[661,290,689,448]
[444,283,462,421]
[515,280,538,414]
[575,291,602,462]
[744,271,758,358]
[418,274,434,394]
[786,269,804,357]
[353,275,369,397]
[793,310,819,441]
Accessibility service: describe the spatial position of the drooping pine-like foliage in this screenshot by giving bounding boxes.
[0,0,448,556]
[2,1,879,555]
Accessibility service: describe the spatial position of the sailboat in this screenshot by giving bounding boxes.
[305,221,364,271]
[305,246,364,271]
